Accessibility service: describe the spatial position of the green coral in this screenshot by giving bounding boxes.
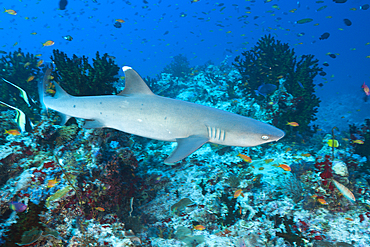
[51,49,119,96]
[233,34,322,134]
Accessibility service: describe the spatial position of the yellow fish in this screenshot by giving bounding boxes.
[4,9,17,15]
[95,207,105,212]
[237,153,252,163]
[47,178,58,188]
[352,140,364,144]
[317,198,327,205]
[287,122,299,127]
[5,129,20,136]
[24,62,31,68]
[234,189,244,198]
[37,60,44,67]
[26,75,35,82]
[115,19,125,23]
[278,164,291,171]
[42,40,55,47]
[194,225,205,230]
[327,139,339,147]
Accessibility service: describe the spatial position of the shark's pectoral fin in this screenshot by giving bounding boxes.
[164,135,209,164]
[83,119,106,129]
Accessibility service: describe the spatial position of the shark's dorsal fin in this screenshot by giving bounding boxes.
[118,66,154,96]
[54,81,70,99]
[164,135,209,164]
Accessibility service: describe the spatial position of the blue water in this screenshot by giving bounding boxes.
[2,0,369,96]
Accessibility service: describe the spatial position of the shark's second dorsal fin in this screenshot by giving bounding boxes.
[118,66,154,96]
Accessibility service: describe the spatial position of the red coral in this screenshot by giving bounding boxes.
[315,155,333,188]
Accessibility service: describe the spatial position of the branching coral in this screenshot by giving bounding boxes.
[233,34,322,134]
[51,49,119,96]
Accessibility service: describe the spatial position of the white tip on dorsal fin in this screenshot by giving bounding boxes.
[118,66,154,96]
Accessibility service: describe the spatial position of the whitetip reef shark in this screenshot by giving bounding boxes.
[40,66,285,163]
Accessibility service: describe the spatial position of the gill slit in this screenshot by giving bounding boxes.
[207,126,225,142]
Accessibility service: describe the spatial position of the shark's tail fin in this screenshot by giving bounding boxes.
[39,64,53,113]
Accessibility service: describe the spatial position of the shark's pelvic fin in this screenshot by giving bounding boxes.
[83,119,106,129]
[164,135,209,164]
[118,66,155,96]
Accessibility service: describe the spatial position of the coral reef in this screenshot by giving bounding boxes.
[51,49,119,96]
[233,34,322,135]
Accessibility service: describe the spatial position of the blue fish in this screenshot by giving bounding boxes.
[255,84,277,97]
[9,201,27,212]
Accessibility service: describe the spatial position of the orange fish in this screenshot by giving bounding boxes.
[287,122,299,127]
[352,140,364,144]
[345,217,354,221]
[115,19,125,23]
[47,178,58,188]
[194,225,205,230]
[237,153,252,163]
[26,76,35,82]
[317,198,327,205]
[362,82,370,96]
[46,89,56,94]
[278,164,291,171]
[234,189,244,198]
[285,147,292,152]
[301,153,311,157]
[4,9,17,15]
[37,60,44,67]
[95,207,105,212]
[5,129,20,135]
[42,40,55,47]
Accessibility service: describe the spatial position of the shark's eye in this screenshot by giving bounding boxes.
[261,135,269,140]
